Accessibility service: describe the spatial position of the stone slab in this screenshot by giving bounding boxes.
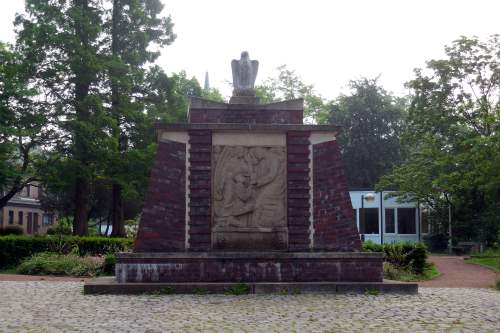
[155,122,341,133]
[84,277,417,295]
[189,97,304,110]
[115,252,384,283]
[212,227,288,251]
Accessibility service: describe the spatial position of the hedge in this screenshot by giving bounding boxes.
[0,235,132,269]
[362,241,428,274]
[0,226,24,236]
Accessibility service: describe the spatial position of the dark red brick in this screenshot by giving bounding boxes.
[134,140,187,252]
[313,140,361,251]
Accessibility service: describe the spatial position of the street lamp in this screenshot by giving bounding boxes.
[360,193,376,241]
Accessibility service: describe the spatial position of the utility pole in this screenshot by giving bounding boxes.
[448,204,452,254]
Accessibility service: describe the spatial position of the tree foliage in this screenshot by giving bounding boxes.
[378,35,500,244]
[11,0,184,235]
[255,65,329,123]
[0,41,53,209]
[328,78,406,188]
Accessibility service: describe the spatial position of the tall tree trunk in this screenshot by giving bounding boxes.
[73,177,89,235]
[111,183,125,236]
[109,0,125,237]
[72,0,92,236]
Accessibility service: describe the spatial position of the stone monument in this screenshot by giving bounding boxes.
[85,52,417,294]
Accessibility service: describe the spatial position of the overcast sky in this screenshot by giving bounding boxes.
[1,0,498,99]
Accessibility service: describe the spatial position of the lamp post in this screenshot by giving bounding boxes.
[360,192,376,241]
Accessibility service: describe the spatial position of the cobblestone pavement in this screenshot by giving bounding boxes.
[0,282,499,333]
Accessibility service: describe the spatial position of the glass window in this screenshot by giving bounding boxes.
[43,214,50,226]
[385,208,395,233]
[360,208,379,234]
[34,213,39,233]
[18,211,23,225]
[398,208,416,234]
[8,211,14,224]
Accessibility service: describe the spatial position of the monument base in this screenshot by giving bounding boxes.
[84,277,418,295]
[229,95,260,104]
[114,252,384,283]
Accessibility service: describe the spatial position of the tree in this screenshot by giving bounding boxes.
[328,78,406,188]
[201,87,225,102]
[104,0,175,236]
[15,0,114,235]
[14,0,180,236]
[0,42,52,209]
[378,35,500,244]
[255,65,329,123]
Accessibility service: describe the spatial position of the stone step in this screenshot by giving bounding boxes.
[84,277,417,295]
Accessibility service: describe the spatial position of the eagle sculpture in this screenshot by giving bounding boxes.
[231,51,259,95]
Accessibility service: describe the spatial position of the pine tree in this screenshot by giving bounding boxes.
[105,0,175,236]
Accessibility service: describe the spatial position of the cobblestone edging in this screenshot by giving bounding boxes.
[0,282,498,332]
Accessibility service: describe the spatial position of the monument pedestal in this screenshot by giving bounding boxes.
[114,252,384,283]
[84,53,418,294]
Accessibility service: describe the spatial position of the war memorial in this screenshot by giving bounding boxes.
[85,52,417,294]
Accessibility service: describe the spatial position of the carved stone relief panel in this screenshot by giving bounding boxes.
[212,145,287,250]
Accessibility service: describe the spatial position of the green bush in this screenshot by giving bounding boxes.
[0,226,24,236]
[383,261,439,282]
[362,241,428,274]
[102,253,116,275]
[423,233,449,252]
[0,235,132,268]
[16,252,102,277]
[46,218,72,235]
[362,240,383,252]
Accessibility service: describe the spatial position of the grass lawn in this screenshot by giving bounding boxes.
[465,248,500,272]
[465,249,500,291]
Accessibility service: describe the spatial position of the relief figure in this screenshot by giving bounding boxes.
[213,146,254,228]
[213,146,286,230]
[249,147,286,228]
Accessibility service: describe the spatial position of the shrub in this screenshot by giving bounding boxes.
[423,233,449,252]
[0,235,132,268]
[102,253,116,275]
[16,252,102,277]
[46,218,72,235]
[383,261,438,282]
[362,240,383,252]
[0,226,24,236]
[362,241,428,274]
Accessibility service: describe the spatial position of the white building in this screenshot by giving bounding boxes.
[349,190,429,245]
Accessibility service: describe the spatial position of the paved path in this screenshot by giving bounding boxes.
[0,281,499,332]
[419,255,498,288]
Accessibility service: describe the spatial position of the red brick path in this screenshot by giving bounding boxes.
[419,255,498,288]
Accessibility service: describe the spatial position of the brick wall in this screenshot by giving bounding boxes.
[116,253,383,283]
[313,140,361,251]
[189,108,303,124]
[134,140,186,252]
[188,130,212,251]
[286,131,311,251]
